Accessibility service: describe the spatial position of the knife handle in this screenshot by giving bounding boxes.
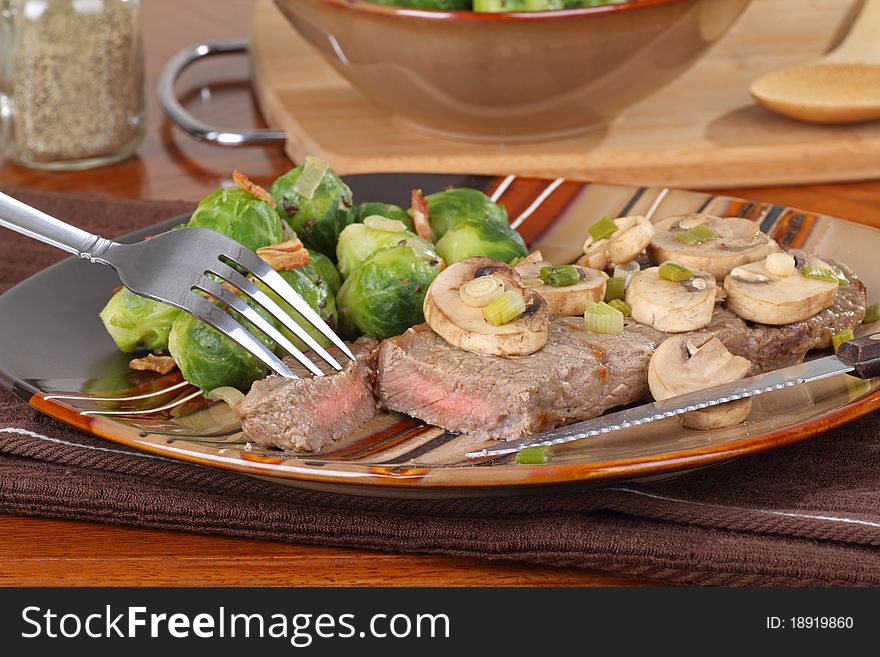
[837,332,880,379]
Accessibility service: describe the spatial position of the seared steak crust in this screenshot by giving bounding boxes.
[237,342,378,452]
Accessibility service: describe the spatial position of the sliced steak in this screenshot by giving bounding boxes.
[378,259,866,440]
[237,341,378,452]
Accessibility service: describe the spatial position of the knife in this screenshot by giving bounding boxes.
[465,331,880,459]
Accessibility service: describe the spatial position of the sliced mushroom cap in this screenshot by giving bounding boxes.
[723,254,838,325]
[648,214,779,280]
[626,265,717,333]
[423,257,549,357]
[515,260,606,316]
[581,215,655,270]
[649,335,753,430]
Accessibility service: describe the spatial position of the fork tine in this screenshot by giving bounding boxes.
[223,249,356,362]
[181,294,297,380]
[208,261,346,372]
[196,278,325,377]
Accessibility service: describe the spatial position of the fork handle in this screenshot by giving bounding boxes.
[0,192,114,261]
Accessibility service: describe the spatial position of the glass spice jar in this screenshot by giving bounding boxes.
[0,0,145,170]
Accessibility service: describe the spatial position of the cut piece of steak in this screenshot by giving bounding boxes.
[378,259,866,441]
[237,341,378,452]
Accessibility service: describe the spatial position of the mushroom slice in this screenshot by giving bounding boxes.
[649,335,753,430]
[423,257,549,356]
[723,254,838,325]
[581,215,655,270]
[626,265,717,333]
[515,259,606,316]
[648,214,779,280]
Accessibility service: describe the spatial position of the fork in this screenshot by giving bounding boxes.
[0,191,355,379]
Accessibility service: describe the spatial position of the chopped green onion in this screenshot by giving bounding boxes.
[658,262,694,282]
[801,265,839,284]
[608,299,632,317]
[832,329,854,352]
[482,290,526,326]
[864,302,880,324]
[584,301,624,335]
[833,268,850,286]
[588,216,618,242]
[674,224,718,245]
[604,276,626,302]
[674,230,700,245]
[460,275,503,308]
[515,445,554,465]
[292,156,329,200]
[539,265,580,288]
[613,261,640,288]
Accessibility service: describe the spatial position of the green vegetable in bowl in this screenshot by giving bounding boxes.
[371,0,472,9]
[271,163,354,258]
[308,250,342,295]
[168,297,276,392]
[423,187,508,240]
[187,187,283,252]
[337,245,442,340]
[99,287,181,353]
[258,262,339,353]
[336,221,441,279]
[353,202,414,232]
[434,219,527,265]
[474,0,564,10]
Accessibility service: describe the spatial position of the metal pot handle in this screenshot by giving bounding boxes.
[157,39,286,147]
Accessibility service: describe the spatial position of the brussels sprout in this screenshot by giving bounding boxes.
[336,222,440,279]
[259,262,339,353]
[473,0,564,9]
[353,202,414,232]
[371,0,471,8]
[168,298,275,392]
[187,187,283,252]
[423,188,508,240]
[271,165,354,258]
[308,250,342,295]
[337,245,442,340]
[99,287,181,353]
[435,219,528,265]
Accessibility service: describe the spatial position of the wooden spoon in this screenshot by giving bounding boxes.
[750,0,880,124]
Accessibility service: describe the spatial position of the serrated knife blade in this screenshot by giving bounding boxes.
[465,354,858,459]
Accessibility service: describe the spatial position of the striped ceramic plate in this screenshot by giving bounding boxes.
[2,174,879,497]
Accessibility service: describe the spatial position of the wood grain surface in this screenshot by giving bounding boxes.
[1,0,879,587]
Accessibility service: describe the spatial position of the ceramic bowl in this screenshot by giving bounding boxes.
[273,0,752,142]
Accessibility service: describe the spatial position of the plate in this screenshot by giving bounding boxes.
[2,173,880,498]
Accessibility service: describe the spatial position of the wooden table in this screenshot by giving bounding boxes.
[2,0,880,588]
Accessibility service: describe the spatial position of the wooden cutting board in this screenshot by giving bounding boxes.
[250,0,880,189]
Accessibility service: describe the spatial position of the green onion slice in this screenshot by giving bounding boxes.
[832,329,854,352]
[864,302,880,324]
[482,290,526,326]
[802,265,840,284]
[607,299,632,317]
[539,265,580,288]
[674,229,700,245]
[460,275,503,308]
[658,262,694,282]
[833,268,850,286]
[292,156,329,200]
[584,301,624,335]
[515,445,554,465]
[604,276,626,302]
[588,216,618,242]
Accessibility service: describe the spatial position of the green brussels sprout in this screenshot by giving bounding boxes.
[424,187,508,240]
[187,187,283,252]
[473,0,564,10]
[99,287,181,353]
[371,0,472,9]
[308,250,342,295]
[336,222,440,279]
[337,245,442,341]
[259,262,339,353]
[168,298,275,392]
[353,202,414,232]
[271,165,354,258]
[434,219,528,265]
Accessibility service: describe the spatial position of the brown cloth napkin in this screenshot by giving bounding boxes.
[2,188,880,587]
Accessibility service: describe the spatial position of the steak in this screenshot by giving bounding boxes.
[378,261,866,441]
[237,341,378,452]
